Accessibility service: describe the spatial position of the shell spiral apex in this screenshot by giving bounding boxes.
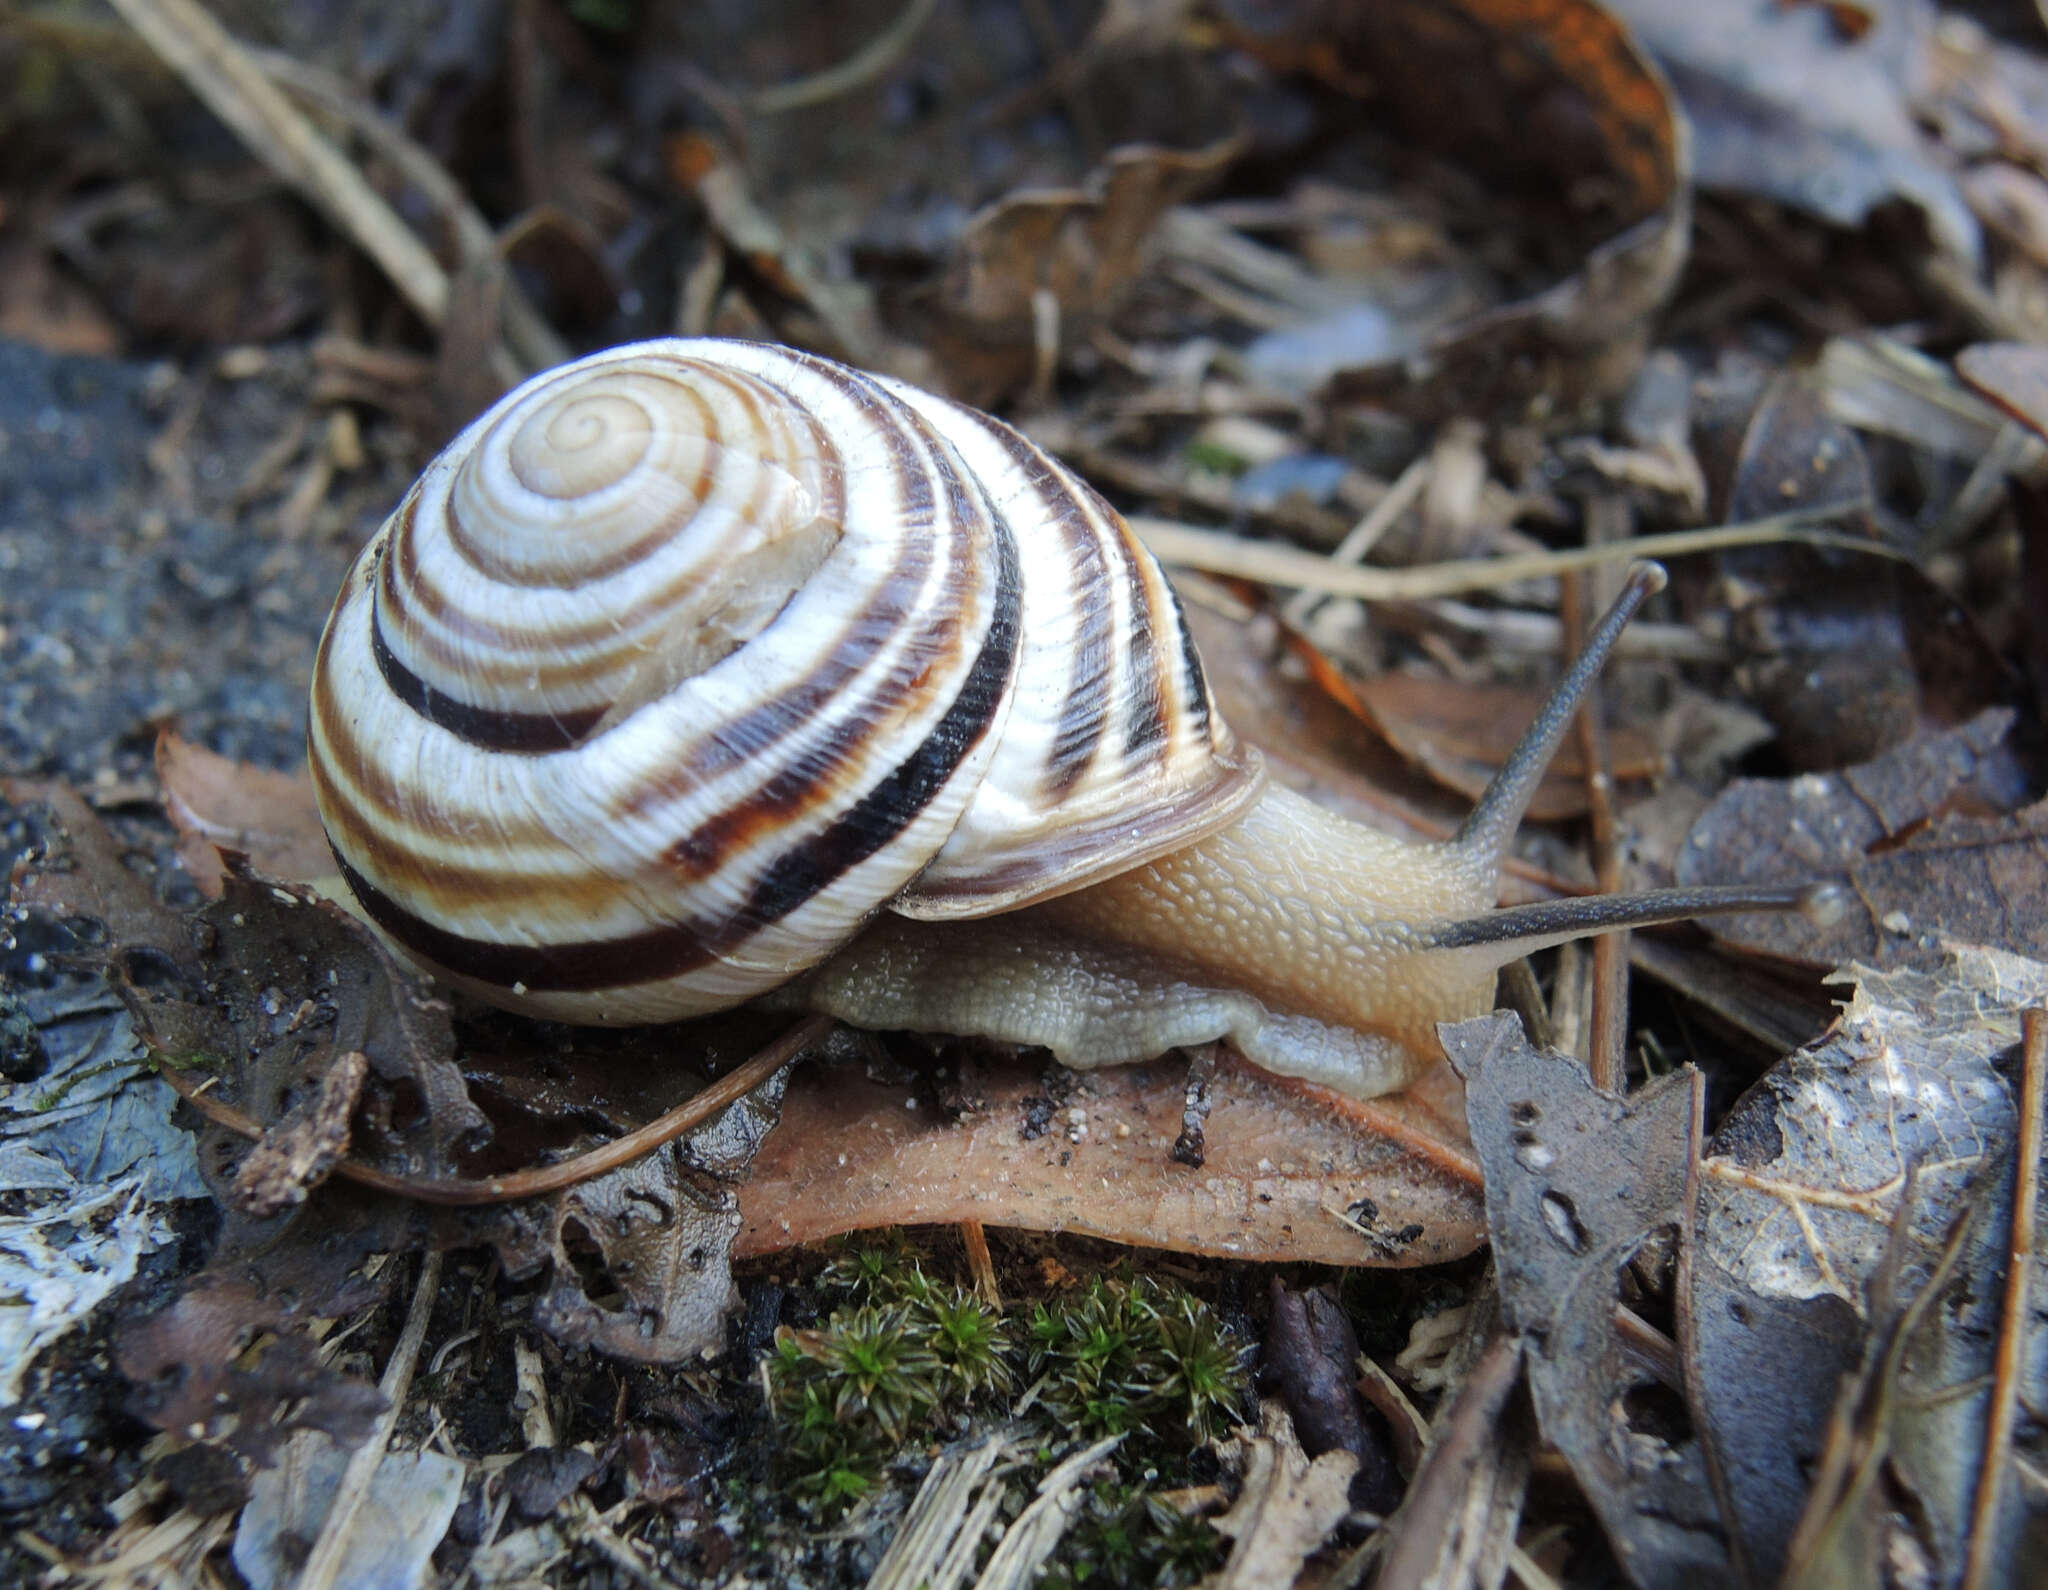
[309,338,1257,1027]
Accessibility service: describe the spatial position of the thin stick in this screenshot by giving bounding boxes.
[1129,505,1890,602]
[1283,452,1432,627]
[105,0,450,330]
[291,1248,443,1590]
[155,1014,830,1206]
[1563,562,1628,1094]
[1961,1007,2046,1590]
[748,0,939,114]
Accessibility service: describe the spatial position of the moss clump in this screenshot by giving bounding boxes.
[763,1241,1250,1585]
[1027,1275,1243,1450]
[1039,1484,1223,1590]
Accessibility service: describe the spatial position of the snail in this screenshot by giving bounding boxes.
[309,339,1826,1100]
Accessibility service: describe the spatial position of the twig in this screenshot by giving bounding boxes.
[1961,1006,2046,1590]
[1563,554,1627,1093]
[155,1014,831,1206]
[291,1249,443,1590]
[971,1435,1123,1588]
[1129,505,1892,602]
[247,49,568,373]
[1679,1065,1755,1587]
[103,0,452,331]
[1283,451,1431,628]
[747,0,939,114]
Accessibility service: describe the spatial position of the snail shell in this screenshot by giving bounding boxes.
[309,340,1262,1025]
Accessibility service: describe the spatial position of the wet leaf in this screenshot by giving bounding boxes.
[1677,708,2048,968]
[481,1066,785,1364]
[116,1200,403,1468]
[1444,1012,1727,1588]
[737,1049,1484,1266]
[1262,1279,1400,1513]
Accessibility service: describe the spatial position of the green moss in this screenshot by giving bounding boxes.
[1183,440,1251,477]
[763,1243,1251,1579]
[1039,1486,1223,1589]
[1029,1276,1249,1451]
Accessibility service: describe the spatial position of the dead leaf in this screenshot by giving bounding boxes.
[1444,1012,1729,1588]
[1955,340,2048,711]
[924,135,1239,403]
[1262,1279,1399,1513]
[233,1432,464,1590]
[666,131,885,368]
[117,1202,402,1468]
[0,239,123,355]
[5,779,196,964]
[1608,0,1980,265]
[1236,0,1692,418]
[154,733,335,899]
[736,1049,1484,1265]
[1708,369,1873,529]
[1775,1192,1967,1590]
[1688,945,2046,1588]
[480,1062,787,1364]
[1344,670,1665,822]
[1676,708,2048,968]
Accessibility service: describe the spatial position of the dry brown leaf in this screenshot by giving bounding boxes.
[1347,671,1665,822]
[736,1049,1483,1264]
[155,731,335,898]
[925,136,1238,403]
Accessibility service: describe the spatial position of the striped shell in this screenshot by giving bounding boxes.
[309,339,1262,1023]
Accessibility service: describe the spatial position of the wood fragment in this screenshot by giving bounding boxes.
[290,1249,443,1590]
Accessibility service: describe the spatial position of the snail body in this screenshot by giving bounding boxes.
[311,340,1819,1099]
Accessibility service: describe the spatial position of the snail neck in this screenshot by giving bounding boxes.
[1033,783,1503,1067]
